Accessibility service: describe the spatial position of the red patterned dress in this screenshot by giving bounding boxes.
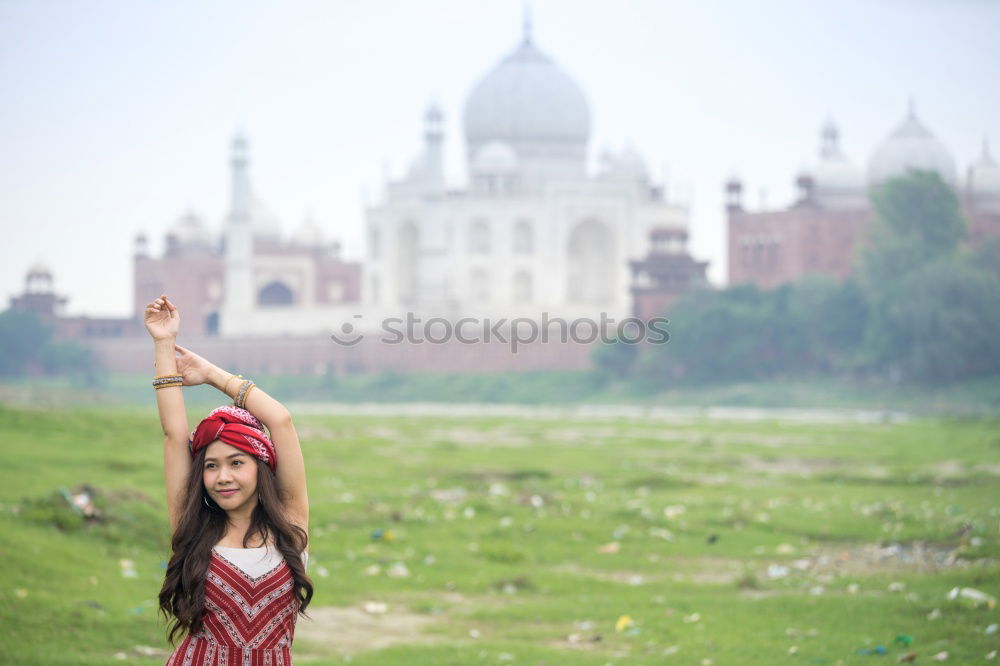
[165,547,300,666]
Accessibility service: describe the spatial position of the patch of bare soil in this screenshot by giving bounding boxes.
[295,601,444,657]
[808,542,982,575]
[738,455,844,477]
[554,558,745,586]
[424,426,533,447]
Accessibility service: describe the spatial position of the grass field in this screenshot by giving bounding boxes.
[1,403,998,665]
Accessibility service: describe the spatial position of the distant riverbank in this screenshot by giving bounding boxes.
[1,371,998,418]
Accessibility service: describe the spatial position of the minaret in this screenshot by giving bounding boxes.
[522,4,533,45]
[221,134,254,334]
[423,103,445,195]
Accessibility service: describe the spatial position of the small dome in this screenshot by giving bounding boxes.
[803,121,865,209]
[169,211,213,246]
[472,141,518,175]
[27,260,52,279]
[968,140,1000,195]
[868,104,957,188]
[599,145,649,181]
[291,216,324,247]
[250,197,282,239]
[968,140,1000,214]
[464,36,590,149]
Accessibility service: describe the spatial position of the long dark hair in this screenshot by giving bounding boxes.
[158,447,313,644]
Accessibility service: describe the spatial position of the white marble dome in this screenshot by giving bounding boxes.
[868,106,957,188]
[464,37,590,148]
[472,140,518,175]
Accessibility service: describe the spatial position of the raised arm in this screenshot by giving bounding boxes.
[144,295,191,533]
[173,345,309,534]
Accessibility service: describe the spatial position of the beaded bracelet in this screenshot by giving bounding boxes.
[234,379,256,409]
[152,374,183,390]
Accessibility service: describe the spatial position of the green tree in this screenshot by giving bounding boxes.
[0,309,50,376]
[592,333,641,381]
[869,257,1000,381]
[859,170,1000,381]
[0,309,102,380]
[861,170,967,286]
[633,285,777,386]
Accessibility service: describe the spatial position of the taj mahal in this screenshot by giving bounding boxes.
[129,25,691,341]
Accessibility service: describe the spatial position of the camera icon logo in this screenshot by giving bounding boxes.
[330,315,364,346]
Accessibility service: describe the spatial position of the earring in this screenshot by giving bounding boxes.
[204,495,214,509]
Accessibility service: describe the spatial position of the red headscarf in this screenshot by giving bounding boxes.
[189,406,277,470]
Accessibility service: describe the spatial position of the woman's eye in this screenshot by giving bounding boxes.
[232,460,242,466]
[205,463,216,469]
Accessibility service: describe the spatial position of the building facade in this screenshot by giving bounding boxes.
[11,25,703,375]
[728,108,1000,288]
[364,31,690,329]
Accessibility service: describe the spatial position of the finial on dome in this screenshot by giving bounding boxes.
[821,118,840,158]
[522,4,533,45]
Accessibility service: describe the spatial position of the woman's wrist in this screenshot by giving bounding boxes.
[207,365,233,393]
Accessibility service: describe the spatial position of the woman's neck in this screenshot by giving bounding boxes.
[221,503,267,547]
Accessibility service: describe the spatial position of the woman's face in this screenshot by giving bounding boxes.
[203,440,259,513]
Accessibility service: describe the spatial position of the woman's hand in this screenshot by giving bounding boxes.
[174,344,214,386]
[144,294,180,342]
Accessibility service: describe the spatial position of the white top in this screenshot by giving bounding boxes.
[213,544,309,578]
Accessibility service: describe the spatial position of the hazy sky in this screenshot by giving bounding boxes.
[1,0,997,316]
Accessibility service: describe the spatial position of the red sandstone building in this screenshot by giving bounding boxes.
[728,109,1000,288]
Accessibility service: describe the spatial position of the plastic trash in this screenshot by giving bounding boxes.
[985,624,998,635]
[893,635,913,647]
[14,589,28,599]
[857,645,887,656]
[615,614,634,632]
[119,559,137,579]
[362,601,387,614]
[985,649,996,660]
[767,564,790,579]
[898,652,917,663]
[946,587,997,609]
[387,562,410,578]
[931,652,948,661]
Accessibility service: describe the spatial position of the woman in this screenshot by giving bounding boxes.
[145,294,313,665]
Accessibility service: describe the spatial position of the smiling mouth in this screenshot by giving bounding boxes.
[216,489,238,496]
